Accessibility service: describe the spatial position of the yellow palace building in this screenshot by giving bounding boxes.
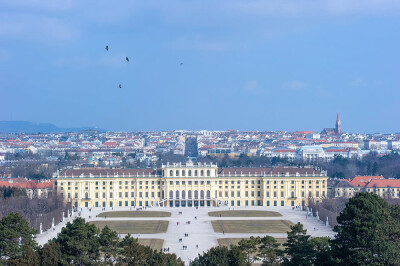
[54,161,327,208]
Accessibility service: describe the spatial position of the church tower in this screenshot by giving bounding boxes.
[335,112,341,134]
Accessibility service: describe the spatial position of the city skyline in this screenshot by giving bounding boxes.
[1,1,399,132]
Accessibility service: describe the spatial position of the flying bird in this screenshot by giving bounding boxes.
[126,57,129,62]
[119,84,122,88]
[105,45,109,51]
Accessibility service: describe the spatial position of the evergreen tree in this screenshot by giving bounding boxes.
[0,213,37,263]
[190,246,230,266]
[257,235,282,265]
[54,217,100,265]
[99,225,119,263]
[308,237,333,265]
[238,236,260,263]
[190,245,249,266]
[331,192,399,265]
[40,240,62,266]
[8,245,39,266]
[119,233,138,248]
[228,245,250,266]
[283,222,314,266]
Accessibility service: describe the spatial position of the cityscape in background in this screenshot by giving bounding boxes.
[1,114,399,170]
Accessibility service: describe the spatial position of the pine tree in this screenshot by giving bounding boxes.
[331,192,399,265]
[0,213,37,263]
[40,240,62,266]
[257,235,282,265]
[99,225,119,263]
[54,217,100,265]
[283,222,314,266]
[238,236,260,263]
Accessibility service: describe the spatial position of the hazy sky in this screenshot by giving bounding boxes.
[1,0,399,133]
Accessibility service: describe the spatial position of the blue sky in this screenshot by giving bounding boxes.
[1,0,399,133]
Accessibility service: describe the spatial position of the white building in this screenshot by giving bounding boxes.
[297,146,325,161]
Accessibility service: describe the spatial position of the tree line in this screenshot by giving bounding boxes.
[0,186,27,199]
[191,192,400,266]
[1,192,398,265]
[0,214,184,266]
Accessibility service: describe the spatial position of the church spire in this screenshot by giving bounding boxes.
[335,112,341,134]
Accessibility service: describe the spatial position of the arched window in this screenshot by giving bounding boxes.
[207,170,210,177]
[188,170,192,177]
[170,170,173,176]
[176,170,179,176]
[291,191,295,198]
[206,190,211,198]
[169,191,173,198]
[188,190,192,199]
[182,170,185,176]
[200,190,205,199]
[201,170,204,176]
[194,190,198,199]
[195,170,198,176]
[176,190,180,199]
[85,192,89,199]
[182,190,186,199]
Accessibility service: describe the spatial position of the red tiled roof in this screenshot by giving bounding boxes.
[273,149,296,153]
[293,131,314,135]
[348,176,385,187]
[0,179,52,189]
[366,179,400,188]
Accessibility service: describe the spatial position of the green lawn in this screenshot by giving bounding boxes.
[137,238,164,250]
[90,220,169,234]
[209,210,282,217]
[217,238,287,247]
[97,211,171,218]
[211,220,293,233]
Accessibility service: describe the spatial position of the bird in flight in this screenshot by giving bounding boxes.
[105,45,109,51]
[119,84,122,88]
[126,57,129,62]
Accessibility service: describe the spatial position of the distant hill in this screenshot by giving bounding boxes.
[0,121,106,133]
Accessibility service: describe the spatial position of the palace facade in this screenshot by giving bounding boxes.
[53,162,328,208]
